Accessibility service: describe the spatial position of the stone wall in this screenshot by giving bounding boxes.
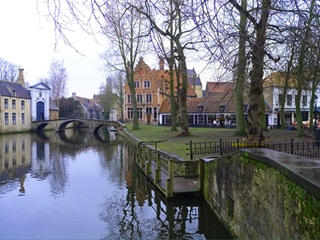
[202,149,320,239]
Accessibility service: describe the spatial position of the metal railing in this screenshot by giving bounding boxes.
[186,138,320,160]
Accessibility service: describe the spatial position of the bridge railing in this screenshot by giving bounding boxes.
[137,141,200,198]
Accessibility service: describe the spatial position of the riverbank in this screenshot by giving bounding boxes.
[124,123,314,159]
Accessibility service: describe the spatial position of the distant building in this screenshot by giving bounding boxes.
[187,68,203,98]
[72,93,103,119]
[0,69,32,133]
[49,99,59,120]
[28,82,51,121]
[123,57,200,125]
[263,72,314,127]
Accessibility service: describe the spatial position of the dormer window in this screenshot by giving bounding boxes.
[198,106,204,112]
[219,105,225,113]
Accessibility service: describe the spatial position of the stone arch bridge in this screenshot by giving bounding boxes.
[31,118,123,135]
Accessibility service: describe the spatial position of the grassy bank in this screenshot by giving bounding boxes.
[124,123,313,159]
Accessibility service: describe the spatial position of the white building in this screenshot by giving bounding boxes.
[264,72,319,128]
[28,82,51,121]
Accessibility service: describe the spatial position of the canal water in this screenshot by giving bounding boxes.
[0,128,232,239]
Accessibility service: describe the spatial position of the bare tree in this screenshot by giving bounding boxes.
[291,0,319,136]
[43,59,68,104]
[99,0,148,130]
[0,58,19,82]
[98,72,125,121]
[42,0,148,130]
[149,25,178,131]
[136,0,203,137]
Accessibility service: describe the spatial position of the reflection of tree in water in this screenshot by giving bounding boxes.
[96,143,230,239]
[48,143,68,197]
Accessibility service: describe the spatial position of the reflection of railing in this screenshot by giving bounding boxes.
[187,138,320,160]
[137,141,200,198]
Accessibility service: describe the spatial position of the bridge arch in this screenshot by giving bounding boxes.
[58,119,89,132]
[32,118,123,133]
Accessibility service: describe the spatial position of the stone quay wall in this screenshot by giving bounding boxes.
[202,148,320,239]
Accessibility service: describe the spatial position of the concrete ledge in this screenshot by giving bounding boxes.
[240,148,320,199]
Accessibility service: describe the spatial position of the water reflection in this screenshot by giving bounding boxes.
[0,129,231,239]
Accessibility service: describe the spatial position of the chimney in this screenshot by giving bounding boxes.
[72,92,77,99]
[159,58,164,70]
[17,68,25,87]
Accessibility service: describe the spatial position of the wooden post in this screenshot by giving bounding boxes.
[147,149,152,175]
[166,160,174,198]
[198,159,203,191]
[154,153,161,185]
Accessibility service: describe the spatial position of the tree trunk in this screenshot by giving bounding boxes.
[296,0,315,137]
[235,0,247,136]
[280,47,294,130]
[246,0,270,142]
[127,68,139,130]
[169,11,177,131]
[175,42,190,137]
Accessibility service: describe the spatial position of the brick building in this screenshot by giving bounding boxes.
[123,57,199,124]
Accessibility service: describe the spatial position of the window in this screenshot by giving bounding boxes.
[278,94,284,105]
[198,106,204,112]
[219,106,225,113]
[4,113,9,125]
[143,80,151,88]
[21,100,25,109]
[287,94,292,106]
[127,108,133,119]
[302,95,307,106]
[21,113,25,124]
[137,94,143,103]
[12,99,16,109]
[153,107,157,120]
[146,94,152,103]
[12,113,16,125]
[134,81,140,89]
[4,99,8,109]
[137,107,143,119]
[198,115,204,124]
[127,94,132,103]
[146,107,152,114]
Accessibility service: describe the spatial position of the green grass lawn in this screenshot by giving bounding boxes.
[123,123,314,159]
[124,123,238,159]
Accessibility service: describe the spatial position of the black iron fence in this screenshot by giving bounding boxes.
[186,138,320,160]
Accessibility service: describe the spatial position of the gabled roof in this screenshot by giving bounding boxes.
[49,98,59,111]
[263,72,311,89]
[130,57,197,98]
[187,69,202,86]
[206,81,236,94]
[29,82,51,90]
[0,80,31,99]
[76,96,102,111]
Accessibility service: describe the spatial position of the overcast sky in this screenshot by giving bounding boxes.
[0,0,107,99]
[0,1,211,99]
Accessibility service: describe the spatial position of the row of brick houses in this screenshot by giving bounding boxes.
[123,58,317,128]
[0,69,103,133]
